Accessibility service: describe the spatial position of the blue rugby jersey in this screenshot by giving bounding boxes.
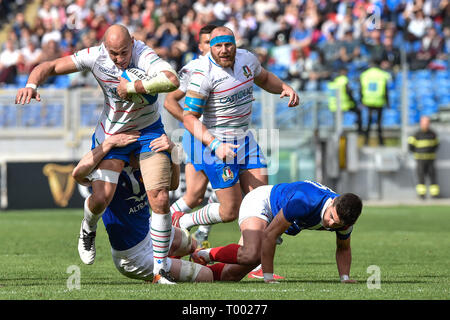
[269,180,353,240]
[101,167,150,251]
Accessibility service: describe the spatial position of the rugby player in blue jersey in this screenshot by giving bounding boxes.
[72,132,253,283]
[191,181,362,283]
[72,132,212,283]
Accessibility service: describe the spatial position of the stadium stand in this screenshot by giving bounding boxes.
[0,1,449,128]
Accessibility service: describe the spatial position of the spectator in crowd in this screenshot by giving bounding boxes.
[339,29,362,65]
[2,0,449,94]
[18,39,42,74]
[381,33,402,71]
[12,12,30,40]
[410,26,444,70]
[0,39,21,85]
[328,67,363,135]
[319,28,344,71]
[406,9,433,41]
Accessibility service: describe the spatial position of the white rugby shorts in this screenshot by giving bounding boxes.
[238,185,274,226]
[111,229,175,281]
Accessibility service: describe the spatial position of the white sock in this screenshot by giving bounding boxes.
[196,192,218,235]
[170,197,192,214]
[179,203,222,230]
[83,196,104,233]
[197,225,212,234]
[208,191,218,204]
[151,213,172,273]
[198,248,212,263]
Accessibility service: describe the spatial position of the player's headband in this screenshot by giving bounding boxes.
[210,35,236,46]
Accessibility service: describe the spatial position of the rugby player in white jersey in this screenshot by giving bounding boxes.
[15,24,179,284]
[164,24,218,248]
[172,26,299,242]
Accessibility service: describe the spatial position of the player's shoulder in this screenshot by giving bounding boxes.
[73,43,104,58]
[237,48,259,60]
[182,56,204,71]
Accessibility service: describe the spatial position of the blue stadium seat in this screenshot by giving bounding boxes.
[343,112,357,128]
[251,101,262,127]
[15,74,28,88]
[81,104,98,127]
[43,104,64,127]
[383,109,400,127]
[54,75,71,89]
[3,105,17,127]
[409,109,420,125]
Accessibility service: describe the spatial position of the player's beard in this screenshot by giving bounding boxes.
[211,47,236,68]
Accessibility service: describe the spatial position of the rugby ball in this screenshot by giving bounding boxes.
[121,68,158,105]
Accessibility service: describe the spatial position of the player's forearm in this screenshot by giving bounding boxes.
[336,247,352,277]
[255,71,287,94]
[72,141,115,183]
[26,61,57,86]
[261,234,277,276]
[164,91,185,122]
[27,57,77,86]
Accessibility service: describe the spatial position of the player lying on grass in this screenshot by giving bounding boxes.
[191,180,363,283]
[72,132,254,282]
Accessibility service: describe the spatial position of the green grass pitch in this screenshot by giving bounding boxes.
[0,205,449,300]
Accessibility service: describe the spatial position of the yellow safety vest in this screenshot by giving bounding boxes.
[328,75,355,112]
[360,67,391,107]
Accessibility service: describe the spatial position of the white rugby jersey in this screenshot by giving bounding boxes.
[71,40,169,146]
[186,49,262,140]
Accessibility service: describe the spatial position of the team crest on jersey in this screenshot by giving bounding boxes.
[242,65,252,78]
[222,166,234,182]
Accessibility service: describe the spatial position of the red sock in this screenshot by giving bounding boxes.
[207,263,226,281]
[209,244,240,264]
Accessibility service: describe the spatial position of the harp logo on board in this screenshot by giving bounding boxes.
[43,163,76,207]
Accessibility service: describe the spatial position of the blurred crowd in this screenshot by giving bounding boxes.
[0,0,449,90]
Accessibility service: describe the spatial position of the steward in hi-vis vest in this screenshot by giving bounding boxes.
[359,62,391,145]
[328,68,362,134]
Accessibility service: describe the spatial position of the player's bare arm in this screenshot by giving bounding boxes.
[163,89,187,122]
[336,237,356,283]
[183,90,239,160]
[254,68,300,108]
[72,131,141,186]
[15,56,78,105]
[261,209,292,283]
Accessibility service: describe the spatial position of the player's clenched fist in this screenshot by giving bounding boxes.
[15,86,41,105]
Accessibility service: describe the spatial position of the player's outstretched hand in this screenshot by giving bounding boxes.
[117,76,130,100]
[108,131,140,148]
[214,142,240,161]
[150,134,175,153]
[280,86,299,108]
[15,87,41,105]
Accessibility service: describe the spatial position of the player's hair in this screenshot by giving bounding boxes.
[334,193,362,226]
[199,24,217,36]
